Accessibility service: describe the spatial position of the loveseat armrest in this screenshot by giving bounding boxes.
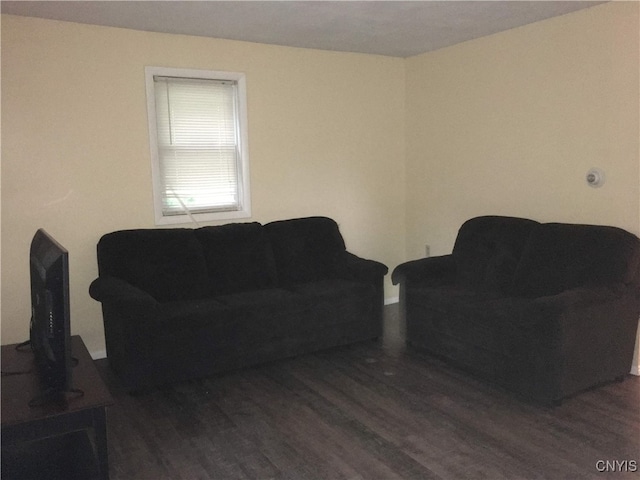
[522,283,639,402]
[334,251,388,283]
[392,255,456,286]
[89,275,160,312]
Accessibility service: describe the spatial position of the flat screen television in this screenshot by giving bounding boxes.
[29,228,73,404]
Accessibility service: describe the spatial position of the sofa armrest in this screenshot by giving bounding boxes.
[531,283,639,397]
[392,255,456,286]
[334,251,388,283]
[89,275,160,311]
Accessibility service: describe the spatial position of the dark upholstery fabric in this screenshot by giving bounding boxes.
[404,288,564,402]
[265,217,347,285]
[110,284,380,390]
[452,216,539,293]
[194,222,277,295]
[512,222,640,297]
[89,275,159,311]
[391,255,457,287]
[90,217,387,391]
[214,288,295,306]
[392,215,640,405]
[334,251,389,283]
[96,229,209,302]
[289,278,372,299]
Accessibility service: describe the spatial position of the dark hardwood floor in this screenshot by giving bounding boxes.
[96,304,640,479]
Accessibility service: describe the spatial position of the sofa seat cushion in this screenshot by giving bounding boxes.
[287,279,377,330]
[149,291,297,346]
[152,298,229,332]
[214,288,299,310]
[146,283,373,363]
[195,223,277,295]
[138,281,375,344]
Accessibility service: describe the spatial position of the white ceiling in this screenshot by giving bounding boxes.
[1,1,606,58]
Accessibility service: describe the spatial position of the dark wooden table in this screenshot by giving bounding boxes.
[1,335,114,480]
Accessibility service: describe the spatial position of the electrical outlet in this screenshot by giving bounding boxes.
[425,244,430,258]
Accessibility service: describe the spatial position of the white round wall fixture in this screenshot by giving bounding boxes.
[586,168,605,188]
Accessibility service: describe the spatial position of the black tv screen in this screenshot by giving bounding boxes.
[29,229,72,399]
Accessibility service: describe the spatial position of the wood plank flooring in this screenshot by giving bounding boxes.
[96,304,640,479]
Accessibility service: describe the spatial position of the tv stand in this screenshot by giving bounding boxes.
[1,335,113,480]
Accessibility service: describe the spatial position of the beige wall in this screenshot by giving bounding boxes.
[406,2,639,255]
[405,2,640,370]
[2,2,639,370]
[1,15,406,355]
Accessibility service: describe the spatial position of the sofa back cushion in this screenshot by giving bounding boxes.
[453,216,540,293]
[96,229,208,302]
[194,222,277,295]
[512,223,640,297]
[265,217,346,285]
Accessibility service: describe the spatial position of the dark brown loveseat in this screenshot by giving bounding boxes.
[90,216,387,391]
[392,216,640,405]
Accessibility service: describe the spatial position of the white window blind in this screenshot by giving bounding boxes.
[146,67,250,225]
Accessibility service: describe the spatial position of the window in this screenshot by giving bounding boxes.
[145,66,250,225]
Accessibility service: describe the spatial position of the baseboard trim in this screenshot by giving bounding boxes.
[384,297,399,306]
[631,365,640,376]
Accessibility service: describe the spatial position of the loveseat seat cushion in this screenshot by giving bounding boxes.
[511,223,640,298]
[407,287,558,352]
[194,222,278,295]
[96,229,209,302]
[452,216,539,294]
[265,217,347,285]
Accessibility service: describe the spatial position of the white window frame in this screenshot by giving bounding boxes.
[145,66,251,225]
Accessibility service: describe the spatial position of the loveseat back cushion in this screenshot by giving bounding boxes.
[512,223,640,298]
[265,216,346,285]
[194,222,278,295]
[452,216,540,293]
[96,229,209,302]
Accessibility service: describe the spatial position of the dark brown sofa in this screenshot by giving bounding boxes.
[392,216,640,405]
[90,217,387,391]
